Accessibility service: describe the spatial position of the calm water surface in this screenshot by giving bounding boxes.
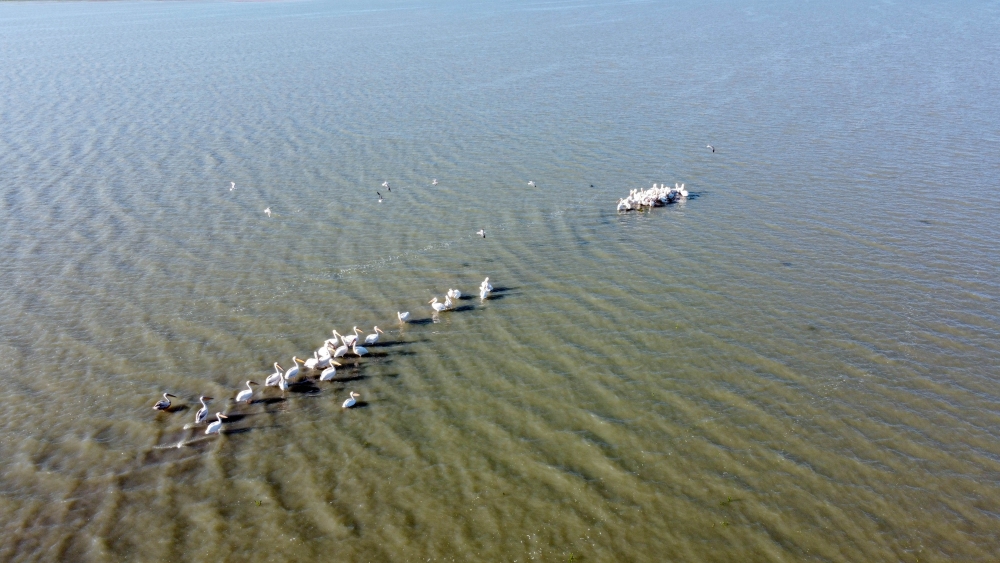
[1,0,999,561]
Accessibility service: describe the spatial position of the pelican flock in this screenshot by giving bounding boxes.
[150,276,499,437]
[616,182,688,212]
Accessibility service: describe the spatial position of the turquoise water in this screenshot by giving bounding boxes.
[1,0,999,561]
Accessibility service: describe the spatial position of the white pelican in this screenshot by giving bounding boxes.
[707,144,715,153]
[304,351,322,371]
[382,181,390,189]
[377,191,383,203]
[527,181,536,187]
[264,207,272,217]
[429,297,447,312]
[236,381,258,404]
[446,288,461,299]
[397,311,410,323]
[319,361,342,381]
[480,277,493,291]
[230,182,236,191]
[342,391,359,408]
[350,341,368,356]
[476,229,485,238]
[341,327,361,347]
[332,343,349,358]
[206,413,228,435]
[432,179,438,185]
[364,326,384,345]
[195,396,213,424]
[265,363,284,387]
[278,372,289,392]
[284,356,304,381]
[479,285,491,300]
[152,393,176,411]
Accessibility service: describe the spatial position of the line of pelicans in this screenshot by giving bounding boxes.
[616,183,688,211]
[151,277,496,435]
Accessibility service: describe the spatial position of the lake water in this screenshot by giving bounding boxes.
[1,0,999,561]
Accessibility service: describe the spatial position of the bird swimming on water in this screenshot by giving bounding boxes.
[195,396,213,424]
[206,413,227,435]
[153,393,176,411]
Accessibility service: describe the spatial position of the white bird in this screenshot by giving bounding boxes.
[350,342,368,356]
[332,342,349,358]
[341,327,362,347]
[479,285,491,300]
[265,362,284,387]
[264,207,272,217]
[527,181,536,187]
[230,182,236,191]
[342,391,360,408]
[382,181,390,189]
[429,297,448,312]
[195,396,214,424]
[707,145,715,153]
[319,361,342,381]
[206,413,228,435]
[432,179,438,185]
[447,288,461,300]
[284,356,304,381]
[397,311,410,323]
[480,277,493,291]
[236,381,258,404]
[364,326,384,345]
[304,351,323,371]
[152,393,176,411]
[476,229,486,238]
[377,191,383,203]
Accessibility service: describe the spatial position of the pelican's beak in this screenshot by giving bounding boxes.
[296,358,305,364]
[428,299,435,303]
[276,364,283,370]
[332,361,342,367]
[205,397,214,401]
[376,328,383,333]
[219,414,228,419]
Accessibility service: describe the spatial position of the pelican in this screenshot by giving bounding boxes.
[319,361,342,381]
[397,311,410,323]
[195,396,214,424]
[206,413,228,435]
[264,207,272,217]
[432,179,438,185]
[429,297,447,312]
[447,288,461,299]
[479,285,491,300]
[304,351,325,371]
[476,229,485,238]
[152,393,176,411]
[377,191,383,203]
[332,342,349,358]
[364,326,384,345]
[284,356,304,381]
[236,381,258,404]
[527,181,536,187]
[230,182,236,191]
[342,391,359,408]
[265,362,284,387]
[350,341,368,356]
[341,327,362,347]
[382,181,390,190]
[480,277,493,291]
[707,145,715,153]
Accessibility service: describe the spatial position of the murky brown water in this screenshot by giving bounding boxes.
[1,0,999,561]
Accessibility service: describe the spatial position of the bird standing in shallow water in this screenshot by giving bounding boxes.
[206,413,227,435]
[265,363,284,387]
[398,311,410,323]
[320,361,342,381]
[195,396,213,424]
[264,207,272,217]
[342,392,360,408]
[364,326,384,345]
[236,381,258,404]
[153,393,176,411]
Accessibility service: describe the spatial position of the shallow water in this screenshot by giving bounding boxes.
[1,0,999,561]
